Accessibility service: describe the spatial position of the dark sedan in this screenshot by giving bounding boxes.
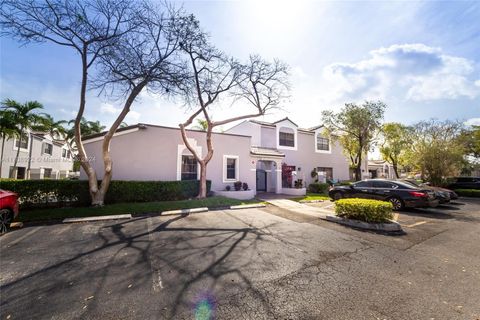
[329,179,439,210]
[401,179,458,203]
[447,177,480,190]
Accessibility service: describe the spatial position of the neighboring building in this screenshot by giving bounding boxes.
[367,159,397,179]
[80,118,358,195]
[0,131,75,179]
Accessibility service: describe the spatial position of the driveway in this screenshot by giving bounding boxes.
[1,200,480,319]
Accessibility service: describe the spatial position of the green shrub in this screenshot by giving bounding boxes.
[0,179,211,209]
[454,189,480,198]
[307,182,329,194]
[335,198,393,223]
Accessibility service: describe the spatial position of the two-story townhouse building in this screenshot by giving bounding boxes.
[81,118,365,196]
[226,117,366,193]
[0,130,75,179]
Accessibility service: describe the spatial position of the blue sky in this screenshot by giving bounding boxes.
[1,0,479,129]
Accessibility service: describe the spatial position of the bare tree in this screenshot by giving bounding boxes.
[1,0,141,204]
[90,3,186,204]
[177,18,289,198]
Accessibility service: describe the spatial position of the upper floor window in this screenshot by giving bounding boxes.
[181,155,197,180]
[62,149,67,158]
[316,136,330,151]
[279,131,295,147]
[42,142,53,155]
[14,133,29,150]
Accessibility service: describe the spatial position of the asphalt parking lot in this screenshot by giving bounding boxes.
[1,198,479,319]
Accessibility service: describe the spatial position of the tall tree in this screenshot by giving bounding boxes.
[322,101,386,181]
[90,3,186,205]
[0,109,18,177]
[1,0,182,205]
[409,120,465,185]
[379,122,411,178]
[177,17,289,198]
[1,99,45,178]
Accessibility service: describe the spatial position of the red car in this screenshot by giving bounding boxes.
[0,189,19,234]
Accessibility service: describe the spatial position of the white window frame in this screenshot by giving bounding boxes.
[42,142,53,156]
[276,124,297,151]
[314,131,331,154]
[223,155,239,183]
[176,139,202,181]
[12,134,29,152]
[180,154,199,181]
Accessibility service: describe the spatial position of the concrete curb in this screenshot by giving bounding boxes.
[299,200,326,203]
[229,203,266,210]
[326,215,402,232]
[63,214,132,223]
[161,207,208,215]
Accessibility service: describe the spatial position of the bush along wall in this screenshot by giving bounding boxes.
[307,183,330,194]
[454,189,480,198]
[335,198,393,223]
[0,179,211,209]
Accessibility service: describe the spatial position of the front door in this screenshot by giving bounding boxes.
[256,169,267,192]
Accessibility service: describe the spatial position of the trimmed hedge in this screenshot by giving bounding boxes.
[454,189,480,198]
[0,179,211,209]
[335,198,393,223]
[307,183,330,194]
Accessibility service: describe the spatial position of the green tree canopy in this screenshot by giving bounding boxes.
[379,122,411,178]
[322,101,386,180]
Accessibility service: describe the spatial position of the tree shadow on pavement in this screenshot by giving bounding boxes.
[0,213,279,319]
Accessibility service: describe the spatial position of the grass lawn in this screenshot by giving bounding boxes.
[17,196,262,223]
[292,193,331,202]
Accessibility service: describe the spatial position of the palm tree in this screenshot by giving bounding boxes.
[1,99,45,178]
[192,119,208,131]
[0,109,18,177]
[40,114,68,140]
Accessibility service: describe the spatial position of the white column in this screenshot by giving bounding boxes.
[275,160,282,194]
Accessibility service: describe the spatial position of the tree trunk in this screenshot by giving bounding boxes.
[10,127,23,178]
[74,46,101,205]
[198,161,207,198]
[393,163,399,179]
[355,150,363,181]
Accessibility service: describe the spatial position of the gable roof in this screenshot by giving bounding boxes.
[248,117,322,134]
[273,117,298,127]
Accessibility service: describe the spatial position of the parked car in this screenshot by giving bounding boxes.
[0,189,19,234]
[328,179,439,210]
[400,179,458,203]
[447,177,480,190]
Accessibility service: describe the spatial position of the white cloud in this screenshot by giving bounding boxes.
[100,103,120,114]
[465,117,480,126]
[125,110,141,123]
[322,43,480,103]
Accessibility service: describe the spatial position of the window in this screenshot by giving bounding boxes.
[44,168,52,179]
[42,142,53,155]
[372,181,397,189]
[279,132,295,147]
[354,181,372,188]
[227,158,236,179]
[181,155,197,180]
[317,167,333,180]
[223,155,239,182]
[62,149,67,158]
[14,133,29,150]
[316,136,330,152]
[10,167,26,179]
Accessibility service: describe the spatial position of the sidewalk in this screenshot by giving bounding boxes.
[264,199,332,219]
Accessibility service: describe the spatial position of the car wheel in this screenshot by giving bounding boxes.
[388,197,404,211]
[333,192,343,201]
[0,209,13,235]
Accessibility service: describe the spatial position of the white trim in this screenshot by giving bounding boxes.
[314,131,331,154]
[276,120,298,151]
[12,136,29,153]
[223,155,240,183]
[176,138,202,181]
[82,128,140,144]
[41,142,53,156]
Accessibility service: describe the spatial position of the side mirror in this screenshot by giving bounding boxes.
[349,185,354,189]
